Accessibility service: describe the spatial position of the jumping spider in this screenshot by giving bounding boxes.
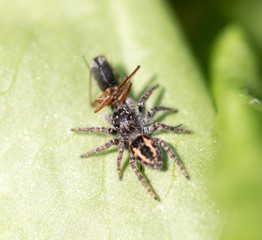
[72,63,191,200]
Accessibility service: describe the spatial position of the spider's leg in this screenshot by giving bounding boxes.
[71,127,118,135]
[81,138,119,158]
[138,85,159,120]
[144,122,192,134]
[154,138,190,180]
[125,97,136,113]
[129,153,158,200]
[142,106,177,125]
[117,139,125,180]
[104,113,113,126]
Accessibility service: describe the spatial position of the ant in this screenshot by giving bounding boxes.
[84,55,139,113]
[72,56,191,200]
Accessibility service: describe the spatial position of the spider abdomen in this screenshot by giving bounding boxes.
[130,134,163,169]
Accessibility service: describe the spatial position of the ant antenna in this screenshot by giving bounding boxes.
[82,56,94,106]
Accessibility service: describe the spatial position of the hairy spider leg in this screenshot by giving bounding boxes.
[117,139,125,180]
[144,122,192,134]
[80,139,119,158]
[125,97,136,113]
[71,127,118,135]
[154,138,190,180]
[142,106,177,125]
[129,153,158,200]
[137,85,159,120]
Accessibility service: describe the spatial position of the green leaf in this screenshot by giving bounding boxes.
[210,24,262,240]
[0,0,220,239]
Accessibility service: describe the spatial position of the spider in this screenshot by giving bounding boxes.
[71,69,192,200]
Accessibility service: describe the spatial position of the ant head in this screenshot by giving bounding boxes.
[94,65,140,113]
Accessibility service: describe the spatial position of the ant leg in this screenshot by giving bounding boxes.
[129,153,158,200]
[138,85,159,119]
[80,138,119,158]
[117,139,125,180]
[154,138,190,180]
[71,127,118,136]
[82,56,96,106]
[144,122,192,134]
[142,106,177,124]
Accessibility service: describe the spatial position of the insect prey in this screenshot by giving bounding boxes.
[85,55,139,113]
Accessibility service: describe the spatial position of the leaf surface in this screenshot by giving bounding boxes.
[0,1,220,239]
[210,24,262,240]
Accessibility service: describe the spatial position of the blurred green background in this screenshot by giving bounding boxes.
[170,0,262,80]
[171,0,262,239]
[0,0,262,239]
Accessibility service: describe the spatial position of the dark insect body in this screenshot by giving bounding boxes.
[91,55,119,92]
[88,56,140,113]
[72,60,192,200]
